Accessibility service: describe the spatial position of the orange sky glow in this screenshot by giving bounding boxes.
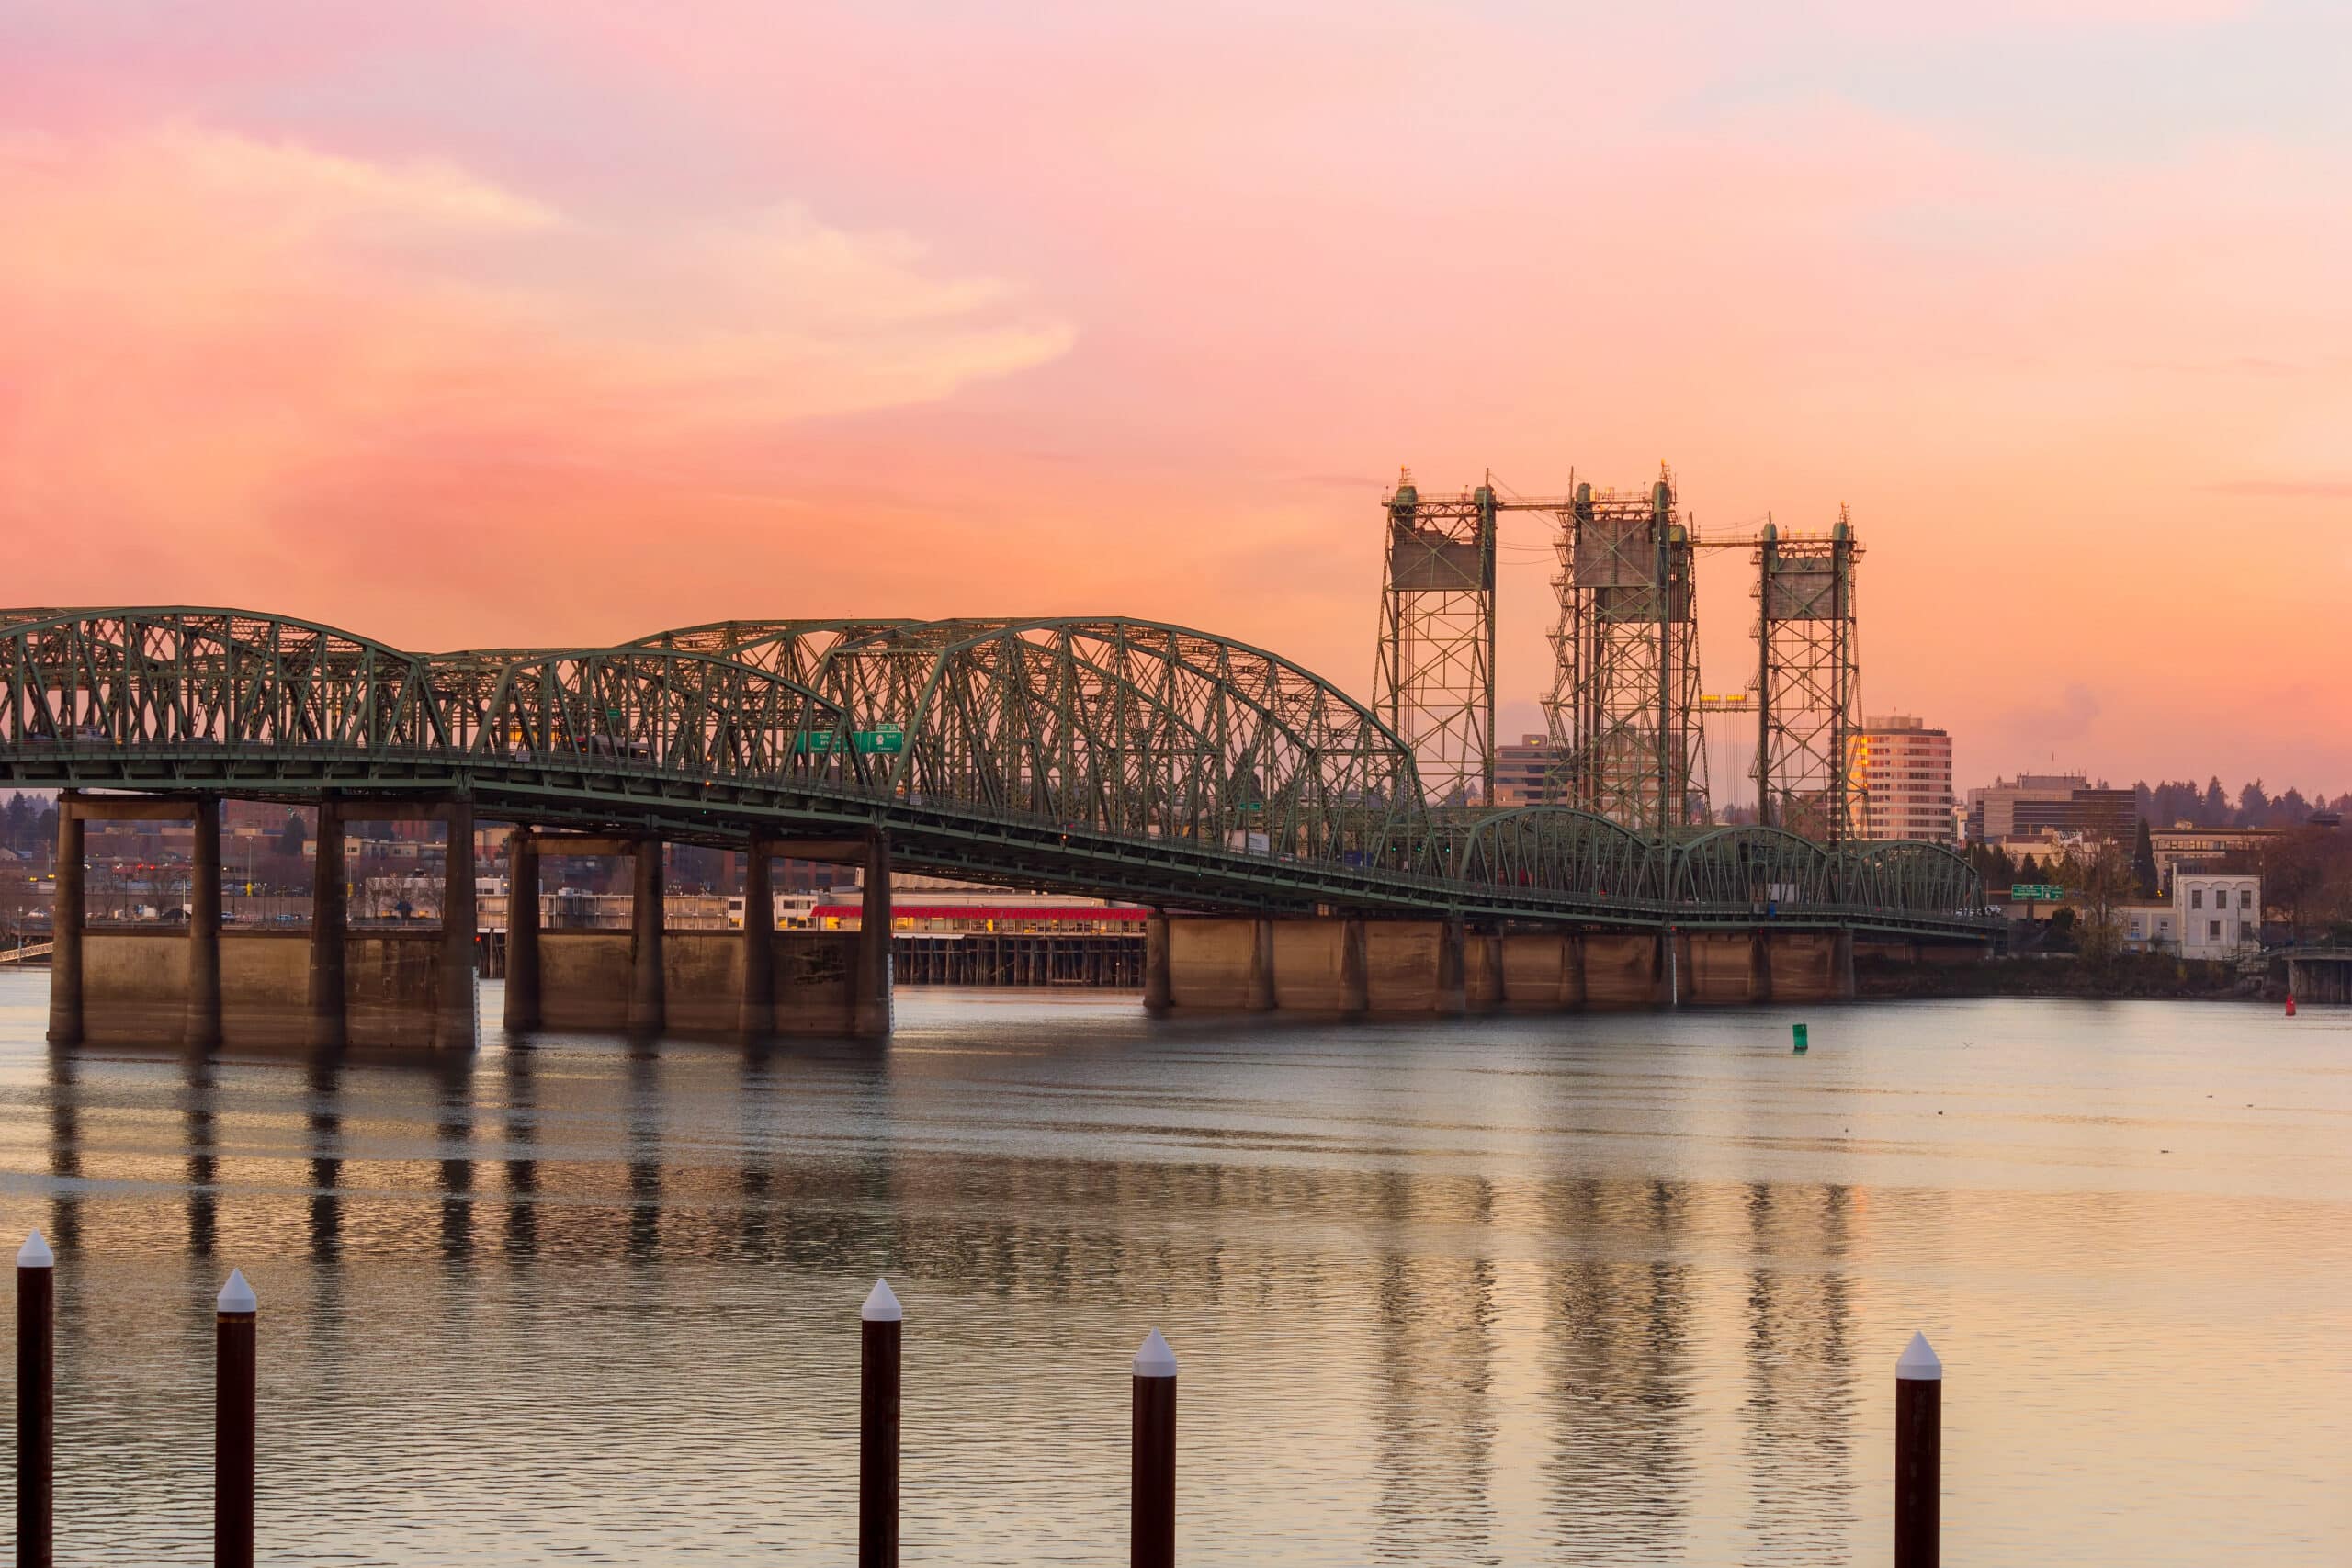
[2,1,2346,796]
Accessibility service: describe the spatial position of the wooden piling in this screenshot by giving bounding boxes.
[215,1269,258,1568]
[860,1279,902,1568]
[1131,1329,1177,1568]
[1895,1332,1941,1568]
[16,1232,53,1568]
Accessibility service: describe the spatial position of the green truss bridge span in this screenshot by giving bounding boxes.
[1,608,1993,936]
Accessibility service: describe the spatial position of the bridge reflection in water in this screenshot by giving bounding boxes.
[5,988,2335,1565]
[1,608,1994,1052]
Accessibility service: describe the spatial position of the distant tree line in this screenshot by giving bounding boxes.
[2134,778,2351,829]
[2,793,59,863]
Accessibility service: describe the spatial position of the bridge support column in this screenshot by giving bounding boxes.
[854,833,892,1037]
[437,801,477,1050]
[46,807,84,1046]
[184,797,223,1051]
[1562,932,1587,1009]
[1245,919,1275,1011]
[308,801,347,1050]
[1340,919,1370,1016]
[502,828,539,1033]
[1835,927,1857,1001]
[1437,917,1467,1017]
[1656,928,1680,1010]
[739,840,774,1040]
[1144,914,1171,1011]
[1750,929,1773,1005]
[628,836,664,1035]
[1474,931,1505,1011]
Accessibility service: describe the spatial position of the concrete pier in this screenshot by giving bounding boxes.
[307,800,346,1049]
[739,840,775,1039]
[628,836,664,1035]
[502,828,539,1032]
[854,832,893,1038]
[1148,917,1868,1013]
[185,798,222,1050]
[436,800,476,1051]
[45,811,83,1046]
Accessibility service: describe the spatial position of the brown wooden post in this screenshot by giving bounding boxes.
[1895,1333,1941,1568]
[307,799,347,1050]
[859,1280,902,1568]
[46,809,83,1047]
[1131,1330,1177,1568]
[215,1269,257,1568]
[17,1231,54,1568]
[186,797,223,1050]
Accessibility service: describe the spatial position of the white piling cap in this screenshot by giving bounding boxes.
[17,1230,53,1269]
[1896,1331,1942,1382]
[1133,1328,1178,1379]
[861,1278,902,1323]
[217,1269,258,1314]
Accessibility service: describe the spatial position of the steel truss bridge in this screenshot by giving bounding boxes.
[0,609,1994,940]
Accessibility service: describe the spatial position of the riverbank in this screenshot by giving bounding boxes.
[1858,951,2267,1001]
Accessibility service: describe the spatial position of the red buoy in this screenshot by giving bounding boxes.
[2285,994,2297,1017]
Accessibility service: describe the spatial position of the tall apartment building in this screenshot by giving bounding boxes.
[1963,773,2135,842]
[1849,715,1954,843]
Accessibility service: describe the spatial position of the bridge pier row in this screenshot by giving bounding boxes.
[738,840,775,1039]
[53,793,470,1051]
[308,801,347,1050]
[1470,931,1505,1011]
[45,809,84,1045]
[1837,928,1858,1001]
[502,828,540,1033]
[628,835,665,1035]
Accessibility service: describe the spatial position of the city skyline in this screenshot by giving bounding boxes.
[4,2,2347,794]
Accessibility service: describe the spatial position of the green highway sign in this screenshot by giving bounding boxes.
[794,724,906,757]
[2009,883,2066,901]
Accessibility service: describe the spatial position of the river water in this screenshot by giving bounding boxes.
[0,972,2345,1564]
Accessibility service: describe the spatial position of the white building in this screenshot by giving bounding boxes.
[2175,872,2260,959]
[2114,899,2178,953]
[1849,715,1954,843]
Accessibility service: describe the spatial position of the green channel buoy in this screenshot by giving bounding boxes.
[1792,1022,1809,1054]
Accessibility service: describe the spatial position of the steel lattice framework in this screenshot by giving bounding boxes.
[0,606,1994,937]
[1544,474,1709,833]
[1374,477,1497,806]
[1754,513,1862,843]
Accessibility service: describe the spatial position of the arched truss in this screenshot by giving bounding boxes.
[628,619,921,689]
[1443,806,1662,904]
[1845,840,1982,919]
[1673,825,1838,910]
[426,647,865,790]
[0,608,446,750]
[805,618,1434,874]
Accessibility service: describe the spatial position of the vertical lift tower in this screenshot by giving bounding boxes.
[1544,470,1708,834]
[1374,473,1498,804]
[1753,509,1862,841]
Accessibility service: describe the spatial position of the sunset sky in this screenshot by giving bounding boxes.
[3,1,2346,796]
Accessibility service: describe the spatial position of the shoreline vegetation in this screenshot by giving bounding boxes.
[1858,952,2280,1002]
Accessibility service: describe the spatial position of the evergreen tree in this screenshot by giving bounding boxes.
[2200,776,2230,825]
[2132,817,2159,897]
